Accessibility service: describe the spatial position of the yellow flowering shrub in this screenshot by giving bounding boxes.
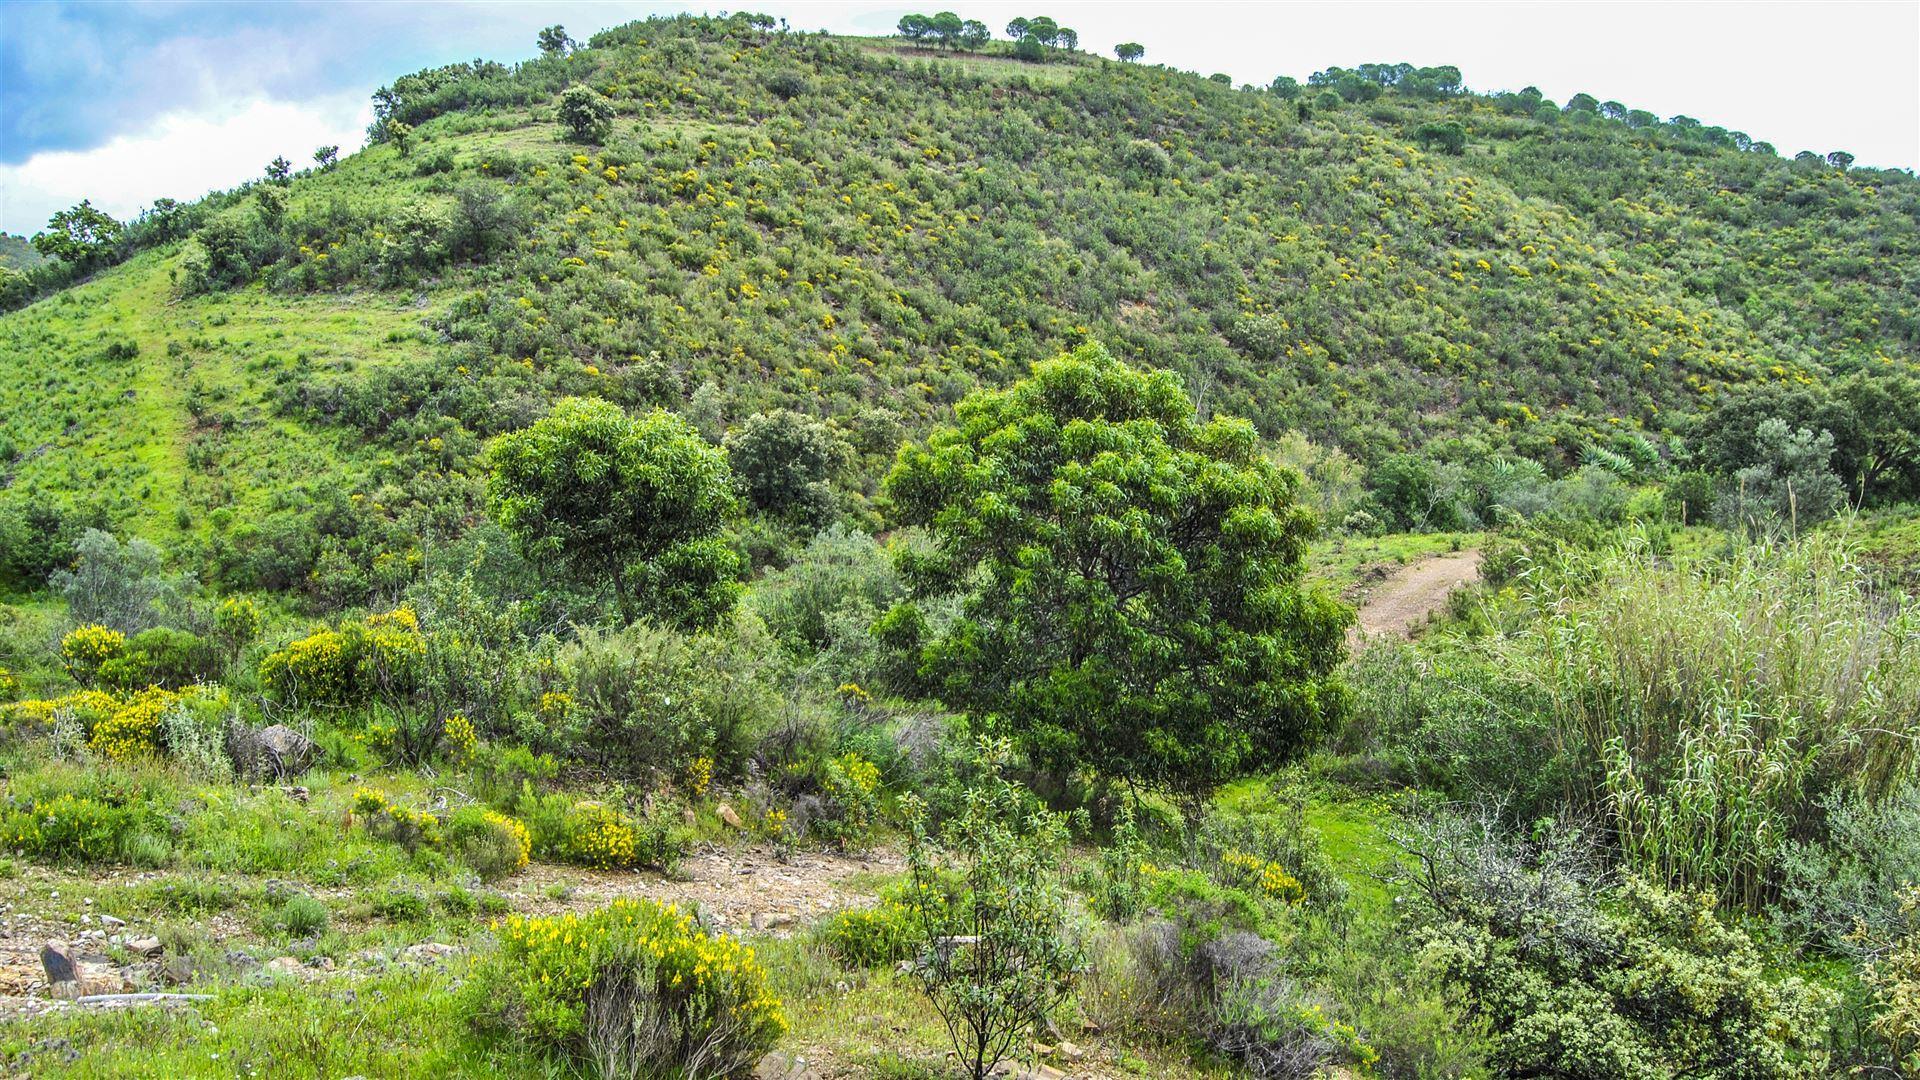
[1,689,117,732]
[441,713,478,764]
[212,595,263,650]
[87,687,177,760]
[557,801,638,870]
[260,607,426,708]
[817,751,882,845]
[819,893,924,967]
[1220,849,1308,905]
[472,899,785,1077]
[685,755,713,797]
[446,804,531,881]
[351,786,442,851]
[0,668,17,701]
[61,625,127,687]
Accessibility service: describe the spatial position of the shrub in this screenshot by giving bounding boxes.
[259,607,425,710]
[212,595,262,655]
[557,85,616,142]
[61,624,127,687]
[99,627,218,691]
[814,750,882,846]
[1400,808,1835,1078]
[0,793,149,864]
[899,738,1081,1080]
[1863,885,1920,1072]
[817,892,923,968]
[518,793,648,871]
[472,743,559,808]
[1776,783,1920,953]
[446,805,531,882]
[52,529,193,635]
[262,892,330,939]
[0,668,18,702]
[351,786,442,852]
[441,712,478,764]
[471,899,785,1080]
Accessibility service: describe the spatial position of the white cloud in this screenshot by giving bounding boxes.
[0,94,372,235]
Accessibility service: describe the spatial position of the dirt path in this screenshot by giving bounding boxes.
[1351,549,1482,640]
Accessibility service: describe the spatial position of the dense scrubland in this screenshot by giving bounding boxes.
[0,11,1918,1079]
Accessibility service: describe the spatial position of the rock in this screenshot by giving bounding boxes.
[750,911,794,931]
[100,915,125,930]
[264,956,304,976]
[160,955,195,986]
[682,808,698,827]
[40,941,78,986]
[717,803,745,829]
[1057,1041,1085,1063]
[256,725,315,777]
[127,937,163,958]
[404,942,459,960]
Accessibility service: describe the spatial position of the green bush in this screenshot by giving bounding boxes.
[0,793,148,864]
[470,899,785,1079]
[817,892,923,968]
[99,627,219,691]
[445,805,531,882]
[1401,809,1835,1078]
[261,892,330,939]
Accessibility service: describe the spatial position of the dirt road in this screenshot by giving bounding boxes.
[1351,549,1483,639]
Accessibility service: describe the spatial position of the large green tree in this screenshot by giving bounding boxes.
[883,343,1349,813]
[487,397,740,628]
[32,200,123,270]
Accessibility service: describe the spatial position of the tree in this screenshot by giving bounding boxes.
[883,343,1349,815]
[1114,42,1144,62]
[1414,120,1467,155]
[724,409,846,523]
[1004,17,1030,40]
[930,11,963,47]
[1827,150,1855,170]
[959,20,990,50]
[32,200,123,269]
[313,145,340,170]
[1712,418,1846,537]
[487,397,741,627]
[557,84,615,142]
[1269,75,1301,99]
[1055,27,1077,51]
[265,156,292,185]
[383,118,415,156]
[897,13,931,43]
[537,25,573,54]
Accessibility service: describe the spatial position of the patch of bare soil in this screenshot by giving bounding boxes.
[515,842,902,934]
[1350,550,1483,640]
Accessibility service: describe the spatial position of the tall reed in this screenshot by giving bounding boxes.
[1504,535,1920,908]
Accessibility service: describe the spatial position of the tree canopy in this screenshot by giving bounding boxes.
[486,397,741,628]
[883,343,1350,810]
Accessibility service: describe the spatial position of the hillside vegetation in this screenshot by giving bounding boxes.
[3,12,1915,599]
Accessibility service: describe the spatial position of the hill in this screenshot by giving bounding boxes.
[1,12,1915,598]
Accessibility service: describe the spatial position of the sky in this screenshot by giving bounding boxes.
[2,0,1916,235]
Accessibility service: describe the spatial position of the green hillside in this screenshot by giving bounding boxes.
[2,12,1915,596]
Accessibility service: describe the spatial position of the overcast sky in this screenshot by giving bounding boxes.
[2,0,1916,235]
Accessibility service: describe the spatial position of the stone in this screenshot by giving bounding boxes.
[717,803,745,829]
[40,940,78,986]
[750,911,794,931]
[682,808,699,827]
[405,942,459,960]
[256,725,315,777]
[1057,1041,1085,1062]
[99,915,125,930]
[160,955,195,986]
[265,956,305,976]
[127,937,163,958]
